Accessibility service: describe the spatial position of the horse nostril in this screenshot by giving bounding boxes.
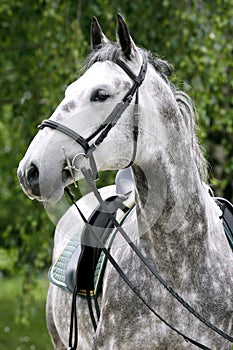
[27,164,39,181]
[26,164,40,196]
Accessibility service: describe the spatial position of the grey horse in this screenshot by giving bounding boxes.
[17,15,232,350]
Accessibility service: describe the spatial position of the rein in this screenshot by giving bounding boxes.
[38,57,233,349]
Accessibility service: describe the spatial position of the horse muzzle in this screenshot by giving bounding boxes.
[17,163,41,200]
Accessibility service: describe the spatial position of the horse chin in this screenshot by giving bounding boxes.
[24,188,64,203]
[20,185,43,202]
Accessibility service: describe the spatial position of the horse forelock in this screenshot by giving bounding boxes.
[83,42,207,181]
[83,42,173,80]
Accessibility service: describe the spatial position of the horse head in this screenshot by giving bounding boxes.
[17,14,204,207]
[18,15,145,201]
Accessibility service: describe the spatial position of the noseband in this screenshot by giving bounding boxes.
[38,57,148,179]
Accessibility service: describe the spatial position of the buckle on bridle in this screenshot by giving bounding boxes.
[72,152,98,181]
[72,153,89,171]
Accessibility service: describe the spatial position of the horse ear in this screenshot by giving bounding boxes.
[116,13,137,60]
[91,17,109,50]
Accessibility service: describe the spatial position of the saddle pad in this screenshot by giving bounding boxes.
[48,202,135,298]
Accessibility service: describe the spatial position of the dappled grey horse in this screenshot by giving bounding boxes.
[17,15,232,350]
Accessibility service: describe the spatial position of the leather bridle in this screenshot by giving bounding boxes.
[38,57,148,179]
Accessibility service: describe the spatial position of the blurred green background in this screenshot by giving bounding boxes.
[0,1,232,348]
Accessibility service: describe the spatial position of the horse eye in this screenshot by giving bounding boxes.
[91,89,110,102]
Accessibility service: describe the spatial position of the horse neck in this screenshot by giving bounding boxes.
[132,157,210,271]
[132,92,212,273]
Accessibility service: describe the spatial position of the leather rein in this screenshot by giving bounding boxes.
[38,58,233,350]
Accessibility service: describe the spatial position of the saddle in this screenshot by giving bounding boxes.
[49,169,233,297]
[48,168,135,298]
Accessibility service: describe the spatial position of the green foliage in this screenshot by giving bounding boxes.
[0,0,86,276]
[0,0,232,310]
[0,276,52,349]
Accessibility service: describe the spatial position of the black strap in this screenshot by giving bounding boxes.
[86,292,97,331]
[65,188,100,349]
[117,58,147,110]
[116,58,148,89]
[38,120,90,152]
[87,57,148,149]
[127,90,139,167]
[38,120,98,180]
[92,99,132,147]
[69,286,78,350]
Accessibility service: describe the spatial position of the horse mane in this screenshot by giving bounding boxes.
[84,43,207,181]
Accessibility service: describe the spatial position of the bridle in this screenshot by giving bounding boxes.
[38,57,233,350]
[38,56,148,180]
